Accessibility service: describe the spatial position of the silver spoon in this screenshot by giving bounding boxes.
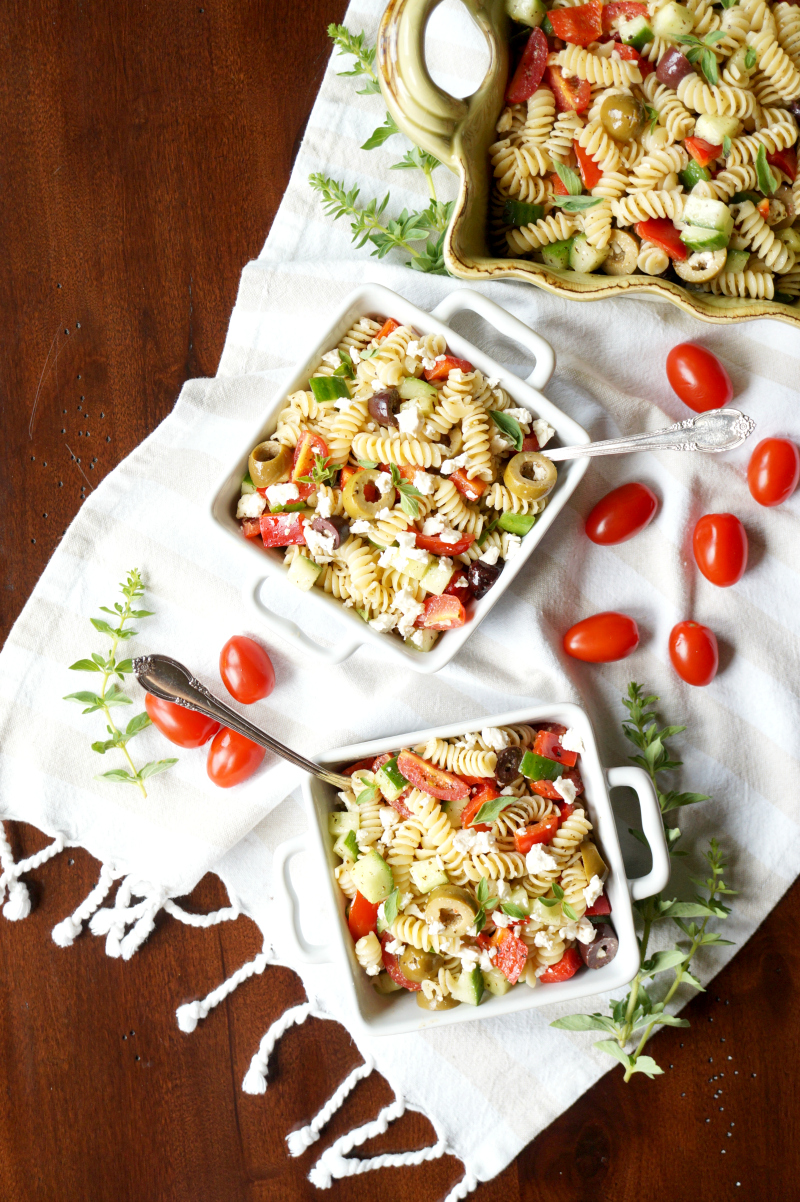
[132,654,353,790]
[546,408,755,461]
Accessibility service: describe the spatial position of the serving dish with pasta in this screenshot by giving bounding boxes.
[277,704,669,1034]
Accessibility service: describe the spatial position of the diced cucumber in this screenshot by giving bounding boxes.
[680,161,710,190]
[333,830,359,862]
[352,848,394,904]
[381,545,432,581]
[619,14,653,49]
[505,0,547,27]
[450,967,484,1006]
[519,751,565,781]
[569,233,610,273]
[287,554,324,592]
[309,375,349,403]
[420,558,455,596]
[694,113,740,145]
[541,237,573,270]
[329,812,359,837]
[398,376,438,404]
[442,794,471,827]
[269,500,306,513]
[725,247,750,273]
[529,897,566,925]
[404,629,438,653]
[683,194,734,237]
[498,511,536,536]
[373,972,402,995]
[680,225,730,251]
[241,471,257,495]
[482,967,513,997]
[409,860,449,894]
[375,757,407,802]
[508,885,531,914]
[503,199,545,227]
[652,1,693,39]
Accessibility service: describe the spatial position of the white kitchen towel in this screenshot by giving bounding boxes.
[1,0,800,1196]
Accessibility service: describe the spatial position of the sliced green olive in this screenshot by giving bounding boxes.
[424,885,479,938]
[581,840,608,882]
[398,946,443,984]
[416,990,461,1011]
[342,468,396,520]
[248,441,292,489]
[504,452,557,502]
[373,972,403,995]
[599,93,644,143]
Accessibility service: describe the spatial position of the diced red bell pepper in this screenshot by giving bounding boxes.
[550,171,570,197]
[615,43,653,74]
[549,0,603,46]
[414,531,475,557]
[419,594,467,631]
[757,197,770,219]
[445,568,473,600]
[458,773,495,787]
[379,932,421,991]
[533,729,578,769]
[506,27,549,104]
[514,814,560,853]
[685,136,722,169]
[259,512,306,547]
[375,318,400,341]
[634,217,687,261]
[490,927,529,984]
[449,467,486,501]
[602,1,648,33]
[521,433,540,452]
[768,147,797,182]
[585,890,612,916]
[241,517,262,539]
[340,464,360,488]
[557,801,575,823]
[538,946,583,984]
[460,781,500,832]
[396,750,469,801]
[348,891,380,941]
[574,140,603,191]
[423,355,474,381]
[530,768,585,800]
[292,430,329,483]
[545,64,592,114]
[344,757,376,777]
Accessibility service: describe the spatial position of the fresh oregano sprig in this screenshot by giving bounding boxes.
[551,683,736,1082]
[64,569,177,797]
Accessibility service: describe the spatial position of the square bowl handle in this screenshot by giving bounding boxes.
[430,290,556,392]
[273,836,335,965]
[246,577,364,665]
[607,766,671,902]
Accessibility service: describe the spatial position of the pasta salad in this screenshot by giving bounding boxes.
[331,722,618,1011]
[492,0,800,302]
[236,316,559,652]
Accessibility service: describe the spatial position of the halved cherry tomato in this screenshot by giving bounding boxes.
[669,620,719,687]
[539,946,583,983]
[602,1,648,33]
[449,467,486,501]
[549,0,603,44]
[574,140,603,190]
[685,136,722,168]
[458,774,494,787]
[379,932,421,991]
[419,594,467,631]
[533,729,578,768]
[396,750,469,801]
[445,568,474,600]
[563,612,639,662]
[375,318,400,341]
[514,814,560,853]
[747,438,800,507]
[666,342,733,413]
[291,430,329,483]
[585,482,658,545]
[693,513,748,587]
[550,171,570,196]
[348,891,380,941]
[585,890,612,916]
[219,636,275,704]
[545,64,591,113]
[768,146,797,182]
[241,517,262,539]
[145,694,220,748]
[490,927,528,984]
[530,768,584,800]
[260,512,306,547]
[506,27,549,103]
[615,43,651,74]
[343,757,375,777]
[634,217,687,261]
[460,782,499,832]
[207,728,265,788]
[522,433,540,452]
[423,355,474,381]
[414,531,475,556]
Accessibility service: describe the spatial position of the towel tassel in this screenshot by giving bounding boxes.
[286,1056,375,1156]
[52,863,119,947]
[176,942,271,1033]
[242,1002,329,1096]
[89,876,167,960]
[0,824,65,921]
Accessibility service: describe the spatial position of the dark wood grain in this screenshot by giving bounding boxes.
[0,4,795,1201]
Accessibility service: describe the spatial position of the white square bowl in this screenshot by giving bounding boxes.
[274,703,670,1038]
[208,283,590,674]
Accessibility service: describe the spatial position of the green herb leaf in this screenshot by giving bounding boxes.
[476,517,500,547]
[756,143,778,196]
[490,409,524,452]
[745,45,757,69]
[98,768,137,783]
[138,758,178,780]
[328,23,380,93]
[626,1054,664,1078]
[355,784,381,806]
[343,829,359,860]
[64,690,106,714]
[391,146,442,175]
[472,793,516,825]
[115,658,133,676]
[641,948,687,976]
[553,195,604,212]
[362,112,400,150]
[500,902,527,919]
[722,135,731,159]
[552,882,565,901]
[644,103,659,134]
[476,877,491,905]
[537,896,559,908]
[382,886,401,927]
[551,1013,618,1033]
[69,658,102,672]
[125,712,151,737]
[594,1040,634,1068]
[357,459,379,469]
[562,901,579,922]
[334,348,355,378]
[553,161,582,196]
[90,618,117,635]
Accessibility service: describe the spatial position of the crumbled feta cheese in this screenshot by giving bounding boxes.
[392,585,425,638]
[321,351,340,366]
[434,354,446,363]
[440,556,453,572]
[375,471,394,494]
[525,844,558,874]
[440,453,470,476]
[369,612,397,634]
[375,506,393,521]
[407,629,430,650]
[452,575,469,588]
[421,978,444,1003]
[493,912,512,928]
[504,406,532,432]
[405,340,420,359]
[459,946,482,972]
[350,347,361,365]
[334,395,356,411]
[395,531,429,562]
[265,482,299,508]
[397,403,423,436]
[355,828,372,849]
[479,545,500,566]
[554,775,577,805]
[561,728,584,754]
[561,920,578,942]
[315,490,333,519]
[490,434,514,456]
[365,961,381,976]
[534,928,557,951]
[532,458,552,481]
[399,892,413,910]
[378,546,396,568]
[452,829,478,854]
[502,534,522,561]
[385,938,404,955]
[479,951,495,972]
[349,519,373,535]
[236,492,266,519]
[534,964,549,978]
[379,808,399,829]
[376,901,386,924]
[422,515,461,543]
[486,376,500,389]
[302,521,336,562]
[372,378,388,392]
[481,726,510,750]
[426,918,445,936]
[414,471,435,495]
[488,877,511,899]
[532,418,555,448]
[576,917,596,944]
[407,903,427,920]
[472,831,497,854]
[583,874,604,908]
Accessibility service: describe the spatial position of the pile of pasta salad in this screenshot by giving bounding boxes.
[236,316,559,652]
[330,722,618,1011]
[492,0,800,301]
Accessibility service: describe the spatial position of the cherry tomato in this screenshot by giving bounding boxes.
[145,694,220,748]
[348,892,380,941]
[563,612,639,662]
[219,635,275,704]
[414,531,474,557]
[207,728,265,788]
[418,594,467,631]
[585,890,611,917]
[538,947,583,984]
[532,729,577,768]
[549,0,603,45]
[693,513,748,587]
[747,438,800,507]
[514,815,560,853]
[489,927,528,984]
[669,620,719,687]
[530,768,584,800]
[585,482,658,545]
[396,750,469,801]
[666,343,733,413]
[460,782,499,832]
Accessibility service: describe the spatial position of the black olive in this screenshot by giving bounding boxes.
[789,99,800,127]
[496,746,523,785]
[368,387,401,427]
[655,47,694,90]
[468,559,502,599]
[311,516,343,548]
[580,922,619,970]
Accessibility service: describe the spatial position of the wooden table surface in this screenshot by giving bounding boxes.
[1,3,796,1199]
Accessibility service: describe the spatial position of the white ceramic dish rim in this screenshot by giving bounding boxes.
[275,702,670,1038]
[207,283,591,674]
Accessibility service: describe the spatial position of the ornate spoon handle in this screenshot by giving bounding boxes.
[133,654,353,790]
[547,408,755,461]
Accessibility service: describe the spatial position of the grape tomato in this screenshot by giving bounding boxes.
[585,482,658,544]
[563,612,640,662]
[666,343,733,413]
[145,694,220,748]
[207,728,265,788]
[693,513,748,587]
[747,438,800,507]
[219,636,275,704]
[669,620,719,687]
